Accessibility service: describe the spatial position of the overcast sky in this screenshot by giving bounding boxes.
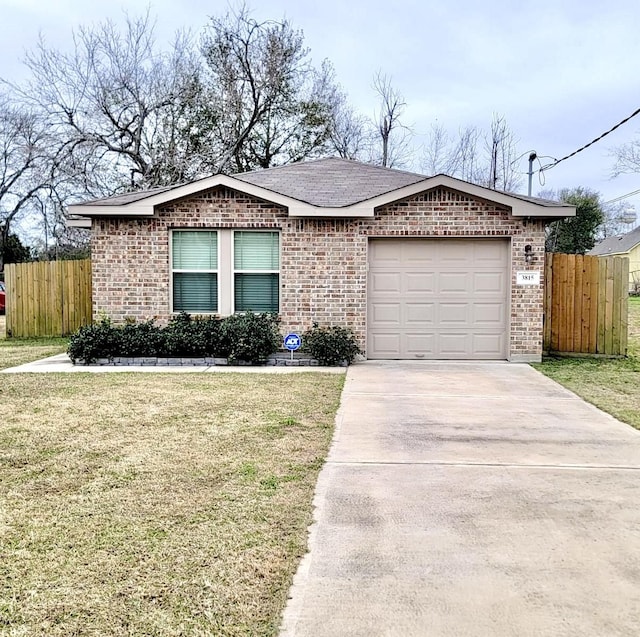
[2,0,640,219]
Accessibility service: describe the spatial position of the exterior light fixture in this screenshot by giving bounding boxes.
[524,244,533,264]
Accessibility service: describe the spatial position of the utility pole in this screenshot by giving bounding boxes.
[528,152,537,196]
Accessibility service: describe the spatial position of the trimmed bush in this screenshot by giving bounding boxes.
[119,319,165,357]
[302,323,361,366]
[67,312,280,364]
[218,312,281,363]
[163,312,221,356]
[67,316,120,364]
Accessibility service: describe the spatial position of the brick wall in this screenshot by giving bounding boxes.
[91,185,547,360]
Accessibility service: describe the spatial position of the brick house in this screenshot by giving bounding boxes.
[68,158,574,362]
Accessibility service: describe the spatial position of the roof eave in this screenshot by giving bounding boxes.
[66,216,92,228]
[361,175,576,218]
[65,171,575,221]
[67,174,306,219]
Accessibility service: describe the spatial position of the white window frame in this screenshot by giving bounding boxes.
[170,229,280,316]
[232,230,280,314]
[170,230,219,314]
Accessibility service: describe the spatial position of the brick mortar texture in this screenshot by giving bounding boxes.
[91,185,547,359]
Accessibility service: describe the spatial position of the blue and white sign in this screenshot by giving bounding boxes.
[284,333,302,351]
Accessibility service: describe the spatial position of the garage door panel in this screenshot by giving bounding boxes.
[403,241,437,266]
[473,333,506,355]
[368,239,508,359]
[473,241,509,264]
[404,272,436,294]
[370,272,402,293]
[438,272,471,294]
[438,303,470,325]
[473,271,506,294]
[369,240,403,265]
[370,303,401,326]
[405,303,435,325]
[473,303,505,325]
[370,333,401,357]
[438,242,473,264]
[405,333,436,355]
[438,333,472,356]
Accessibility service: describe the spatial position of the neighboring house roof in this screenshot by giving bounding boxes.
[588,226,640,256]
[67,157,576,225]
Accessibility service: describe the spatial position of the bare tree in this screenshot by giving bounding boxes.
[16,12,204,192]
[422,114,521,191]
[612,135,640,176]
[484,114,521,191]
[0,95,50,270]
[371,72,412,168]
[423,124,454,175]
[201,6,339,172]
[596,201,637,239]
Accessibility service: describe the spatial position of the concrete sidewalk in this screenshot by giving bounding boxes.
[280,361,640,637]
[1,353,346,374]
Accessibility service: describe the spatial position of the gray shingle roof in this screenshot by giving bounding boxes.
[234,157,428,207]
[588,225,640,255]
[70,157,571,211]
[74,185,176,207]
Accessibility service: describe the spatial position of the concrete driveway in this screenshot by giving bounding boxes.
[280,362,640,637]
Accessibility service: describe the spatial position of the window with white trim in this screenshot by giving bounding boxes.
[171,229,280,315]
[172,231,218,312]
[234,231,279,313]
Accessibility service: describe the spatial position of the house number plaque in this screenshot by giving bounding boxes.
[516,271,540,285]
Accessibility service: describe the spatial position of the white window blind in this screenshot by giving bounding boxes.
[172,231,218,312]
[234,231,279,313]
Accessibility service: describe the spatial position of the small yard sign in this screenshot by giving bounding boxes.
[516,271,540,286]
[284,333,302,351]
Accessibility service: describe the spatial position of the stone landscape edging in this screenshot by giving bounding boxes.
[75,354,347,367]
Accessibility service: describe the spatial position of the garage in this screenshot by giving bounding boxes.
[367,238,509,359]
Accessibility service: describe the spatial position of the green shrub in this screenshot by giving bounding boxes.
[68,317,119,363]
[164,312,221,356]
[218,312,281,363]
[119,319,165,357]
[302,323,361,365]
[67,312,280,364]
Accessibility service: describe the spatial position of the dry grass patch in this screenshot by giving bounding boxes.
[0,316,68,370]
[0,372,344,636]
[534,297,640,430]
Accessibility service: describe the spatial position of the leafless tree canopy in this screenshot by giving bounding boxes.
[371,72,412,168]
[0,95,53,269]
[19,12,204,192]
[423,115,521,191]
[612,136,640,177]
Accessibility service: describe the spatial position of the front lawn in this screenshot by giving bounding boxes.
[0,315,68,370]
[533,296,640,430]
[0,370,344,636]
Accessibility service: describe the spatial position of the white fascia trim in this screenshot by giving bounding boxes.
[67,174,329,218]
[65,172,575,220]
[66,217,91,228]
[353,175,576,218]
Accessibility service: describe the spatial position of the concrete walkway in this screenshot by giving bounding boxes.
[280,361,640,637]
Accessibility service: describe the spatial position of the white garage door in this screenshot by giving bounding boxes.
[367,239,509,359]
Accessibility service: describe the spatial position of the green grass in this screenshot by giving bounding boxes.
[0,335,345,635]
[533,296,640,430]
[0,315,68,370]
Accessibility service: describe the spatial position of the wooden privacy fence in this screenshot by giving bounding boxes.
[5,260,92,338]
[544,253,628,356]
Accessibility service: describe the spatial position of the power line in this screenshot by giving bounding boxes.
[604,188,640,205]
[539,105,640,173]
